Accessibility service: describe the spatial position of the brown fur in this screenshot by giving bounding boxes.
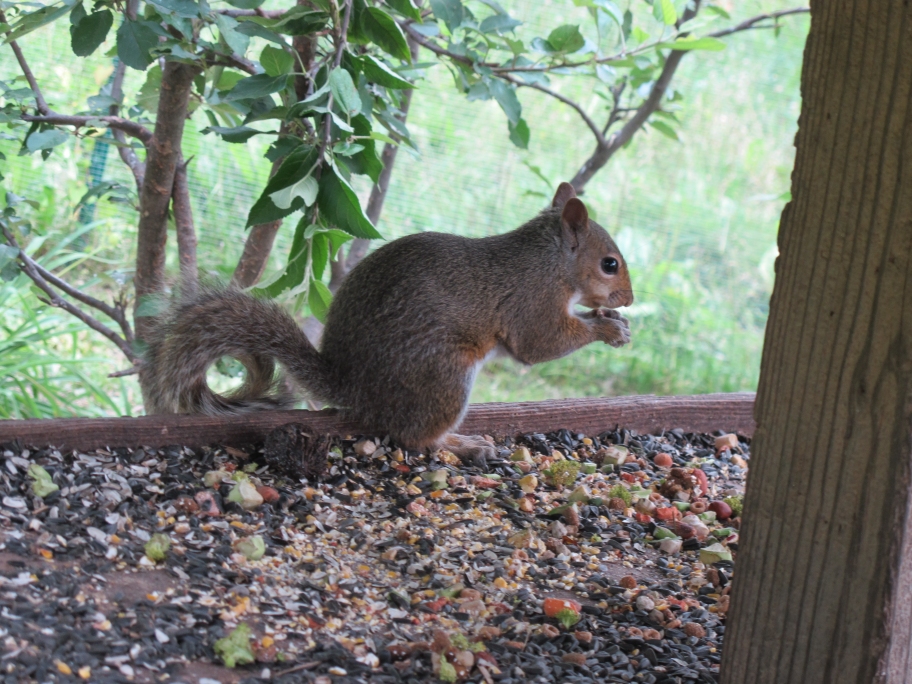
[140,183,633,465]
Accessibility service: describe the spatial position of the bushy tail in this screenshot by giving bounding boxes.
[140,287,335,415]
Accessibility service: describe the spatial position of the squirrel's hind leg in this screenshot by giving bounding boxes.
[437,433,496,470]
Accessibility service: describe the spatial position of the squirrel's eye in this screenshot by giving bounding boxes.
[601,257,619,275]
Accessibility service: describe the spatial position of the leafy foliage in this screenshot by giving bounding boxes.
[1,0,755,314]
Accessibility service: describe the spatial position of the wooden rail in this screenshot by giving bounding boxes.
[0,393,756,451]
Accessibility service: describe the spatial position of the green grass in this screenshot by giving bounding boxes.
[0,1,809,415]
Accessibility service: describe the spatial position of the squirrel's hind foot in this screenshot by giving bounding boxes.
[438,433,497,470]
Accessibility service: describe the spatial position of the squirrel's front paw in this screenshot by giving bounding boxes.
[594,308,631,348]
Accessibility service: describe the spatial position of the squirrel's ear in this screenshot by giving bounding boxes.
[560,197,589,249]
[552,182,577,209]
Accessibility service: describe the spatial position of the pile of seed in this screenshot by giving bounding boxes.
[0,427,748,684]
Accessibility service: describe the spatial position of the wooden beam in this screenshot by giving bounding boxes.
[720,2,912,683]
[0,393,755,451]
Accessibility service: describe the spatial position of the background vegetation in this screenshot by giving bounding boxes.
[0,0,808,418]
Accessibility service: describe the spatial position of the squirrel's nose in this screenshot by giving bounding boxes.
[616,290,634,307]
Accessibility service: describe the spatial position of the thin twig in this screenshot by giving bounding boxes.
[708,7,809,39]
[2,225,137,362]
[333,0,353,69]
[207,51,259,75]
[108,59,146,190]
[217,8,284,18]
[0,9,50,115]
[318,0,353,159]
[172,157,198,296]
[503,74,606,146]
[21,114,153,143]
[108,366,140,378]
[400,7,809,75]
[601,80,627,137]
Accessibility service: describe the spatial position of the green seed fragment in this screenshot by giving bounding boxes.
[28,464,59,498]
[214,623,255,668]
[144,533,171,561]
[556,608,581,629]
[439,654,457,683]
[234,535,265,560]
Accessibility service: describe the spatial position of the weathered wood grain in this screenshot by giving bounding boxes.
[720,3,912,683]
[0,393,755,451]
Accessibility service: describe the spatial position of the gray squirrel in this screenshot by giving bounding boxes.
[140,182,633,465]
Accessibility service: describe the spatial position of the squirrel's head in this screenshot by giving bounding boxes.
[552,182,634,310]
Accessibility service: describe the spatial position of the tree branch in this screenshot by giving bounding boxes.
[20,114,153,144]
[502,74,606,147]
[2,225,137,362]
[172,156,198,296]
[108,60,146,190]
[134,60,200,340]
[0,9,50,115]
[217,8,284,19]
[401,7,809,75]
[334,36,420,288]
[569,49,686,190]
[231,14,319,289]
[707,7,810,39]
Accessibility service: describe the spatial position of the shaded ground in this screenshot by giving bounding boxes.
[0,427,747,683]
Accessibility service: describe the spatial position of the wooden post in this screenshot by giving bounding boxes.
[720,3,912,683]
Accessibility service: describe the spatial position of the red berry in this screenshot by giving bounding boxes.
[708,500,733,520]
[654,453,674,468]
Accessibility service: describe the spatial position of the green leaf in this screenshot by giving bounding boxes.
[26,129,68,152]
[310,232,329,280]
[547,24,585,53]
[508,117,529,149]
[257,218,311,296]
[270,174,318,210]
[205,125,263,143]
[224,73,288,101]
[429,0,464,32]
[345,114,383,183]
[385,0,422,22]
[488,79,521,125]
[654,0,677,26]
[649,120,679,140]
[318,163,381,239]
[308,280,332,323]
[70,9,113,57]
[530,37,555,53]
[3,1,78,44]
[272,9,328,35]
[329,68,363,116]
[116,19,159,70]
[657,36,726,51]
[704,4,730,19]
[360,55,413,89]
[69,2,86,25]
[260,45,294,77]
[234,19,287,46]
[215,14,249,56]
[137,65,162,112]
[593,0,624,28]
[148,0,200,18]
[247,146,319,226]
[225,0,265,8]
[361,7,411,62]
[324,228,354,258]
[479,13,521,34]
[0,244,19,271]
